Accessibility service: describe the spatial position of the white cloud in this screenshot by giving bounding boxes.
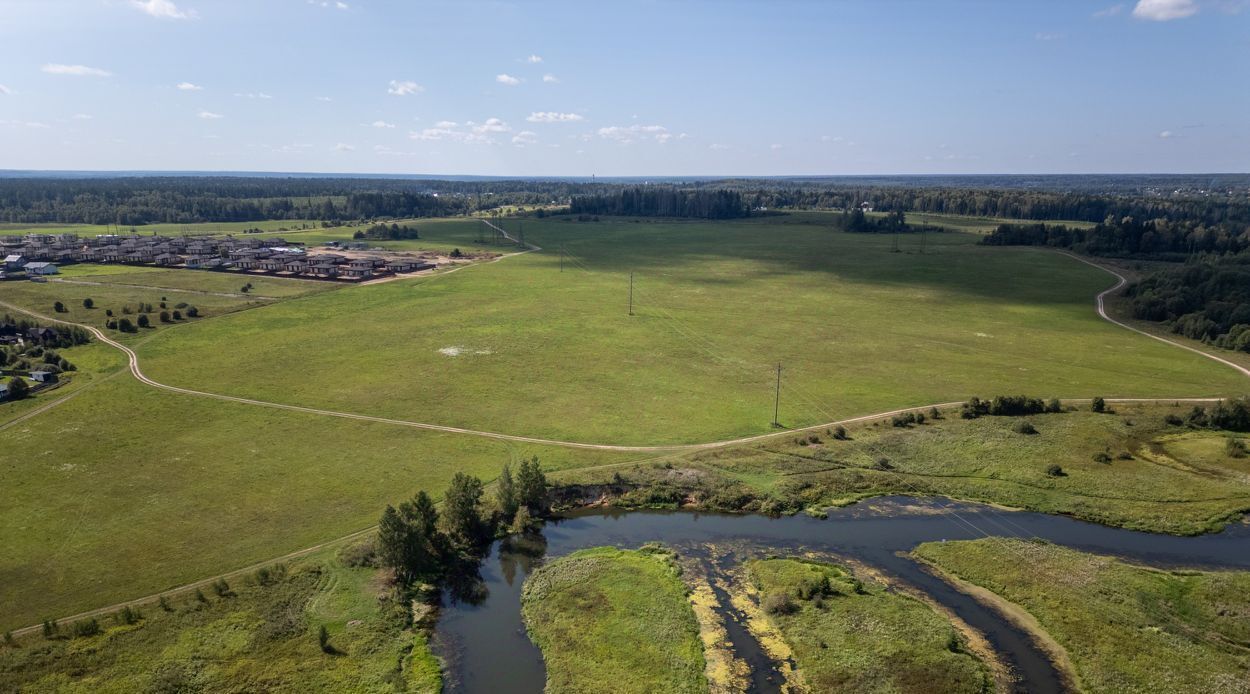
[821,135,846,143]
[527,54,543,63]
[0,84,10,95]
[130,0,197,19]
[42,64,111,77]
[71,113,93,120]
[542,74,559,83]
[527,111,583,123]
[1093,3,1126,17]
[512,130,539,145]
[388,80,423,96]
[315,96,333,102]
[496,73,521,86]
[234,91,273,99]
[709,143,730,150]
[770,143,783,150]
[1034,31,1063,41]
[597,124,670,143]
[472,117,511,134]
[334,143,355,151]
[198,110,223,119]
[370,120,395,128]
[336,1,348,8]
[1132,0,1198,20]
[1158,130,1175,138]
[434,120,458,128]
[176,81,203,91]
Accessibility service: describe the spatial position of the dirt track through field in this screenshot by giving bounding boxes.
[3,245,1248,637]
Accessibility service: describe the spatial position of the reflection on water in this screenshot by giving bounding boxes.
[432,497,1250,694]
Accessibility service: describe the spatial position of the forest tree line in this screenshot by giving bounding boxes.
[1126,257,1250,352]
[568,187,749,219]
[980,218,1250,260]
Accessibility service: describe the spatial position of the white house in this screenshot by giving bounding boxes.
[3,254,25,271]
[0,381,9,399]
[23,262,59,275]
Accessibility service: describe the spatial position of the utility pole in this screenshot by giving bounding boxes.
[920,227,927,255]
[772,363,782,427]
[892,228,900,253]
[628,272,634,316]
[560,246,564,272]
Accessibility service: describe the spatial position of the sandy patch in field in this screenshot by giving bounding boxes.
[438,346,492,357]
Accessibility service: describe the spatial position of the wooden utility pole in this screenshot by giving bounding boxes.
[628,272,634,316]
[560,246,564,272]
[772,363,782,427]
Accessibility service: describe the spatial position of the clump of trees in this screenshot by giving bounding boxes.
[981,217,1250,259]
[1125,257,1250,352]
[376,458,548,589]
[960,395,1062,419]
[569,188,748,220]
[1181,397,1250,432]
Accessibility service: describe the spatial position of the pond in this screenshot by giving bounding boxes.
[432,498,1250,693]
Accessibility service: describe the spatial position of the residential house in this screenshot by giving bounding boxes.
[24,262,59,275]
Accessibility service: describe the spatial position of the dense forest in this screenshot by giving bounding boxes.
[2,175,1248,226]
[568,188,748,219]
[1125,257,1250,352]
[980,218,1250,260]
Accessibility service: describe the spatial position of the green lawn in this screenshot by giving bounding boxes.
[0,552,439,693]
[56,265,338,299]
[127,216,1247,446]
[521,546,707,694]
[915,539,1250,693]
[746,558,989,693]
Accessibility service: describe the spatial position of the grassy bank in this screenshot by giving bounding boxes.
[745,558,990,693]
[0,553,440,693]
[521,545,707,693]
[915,539,1250,693]
[552,402,1250,535]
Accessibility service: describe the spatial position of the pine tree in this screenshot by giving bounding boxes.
[496,462,518,522]
[516,457,548,515]
[441,472,486,548]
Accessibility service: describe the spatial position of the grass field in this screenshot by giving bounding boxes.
[555,403,1250,535]
[123,215,1247,446]
[0,551,440,693]
[746,557,989,693]
[915,539,1250,693]
[55,265,339,299]
[521,545,707,694]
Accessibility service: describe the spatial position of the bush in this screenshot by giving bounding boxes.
[71,618,100,638]
[105,308,113,316]
[832,425,848,440]
[1045,464,1066,477]
[82,298,94,309]
[137,314,150,328]
[1014,421,1038,435]
[186,306,199,318]
[929,406,942,420]
[172,310,182,320]
[1164,414,1184,426]
[1092,452,1112,463]
[159,311,171,323]
[1227,437,1248,458]
[211,579,232,598]
[873,457,894,470]
[114,605,141,625]
[1091,396,1107,413]
[53,301,65,313]
[1045,398,1062,413]
[762,592,798,616]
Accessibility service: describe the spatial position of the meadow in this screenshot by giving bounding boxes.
[915,539,1250,693]
[521,546,707,694]
[745,557,989,693]
[128,214,1247,445]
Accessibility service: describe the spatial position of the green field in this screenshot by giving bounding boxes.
[556,403,1250,535]
[915,539,1250,693]
[746,558,989,693]
[0,551,440,693]
[521,546,707,694]
[123,216,1247,446]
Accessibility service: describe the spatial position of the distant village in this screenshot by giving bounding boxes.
[1,231,442,282]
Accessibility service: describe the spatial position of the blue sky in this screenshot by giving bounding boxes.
[0,0,1246,175]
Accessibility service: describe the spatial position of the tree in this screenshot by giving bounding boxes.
[442,472,486,548]
[318,624,332,653]
[516,457,548,514]
[510,505,532,535]
[137,314,150,328]
[1091,396,1106,413]
[496,462,518,522]
[159,311,171,323]
[378,491,446,586]
[53,301,65,313]
[7,376,29,400]
[186,306,199,318]
[82,298,94,309]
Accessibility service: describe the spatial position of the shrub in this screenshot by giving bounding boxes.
[159,301,167,309]
[929,406,942,420]
[1092,452,1112,464]
[1045,464,1066,477]
[1227,437,1248,458]
[1091,396,1107,413]
[186,306,199,318]
[212,579,232,597]
[82,298,94,309]
[159,311,171,323]
[1014,421,1038,435]
[172,310,182,320]
[1045,398,1062,413]
[873,457,894,470]
[137,314,150,328]
[53,301,65,313]
[832,425,848,440]
[105,308,113,317]
[158,595,172,612]
[762,592,798,616]
[1116,451,1134,460]
[71,618,100,638]
[175,302,188,309]
[115,605,140,625]
[318,624,332,653]
[194,588,209,604]
[40,619,58,640]
[1164,414,1184,426]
